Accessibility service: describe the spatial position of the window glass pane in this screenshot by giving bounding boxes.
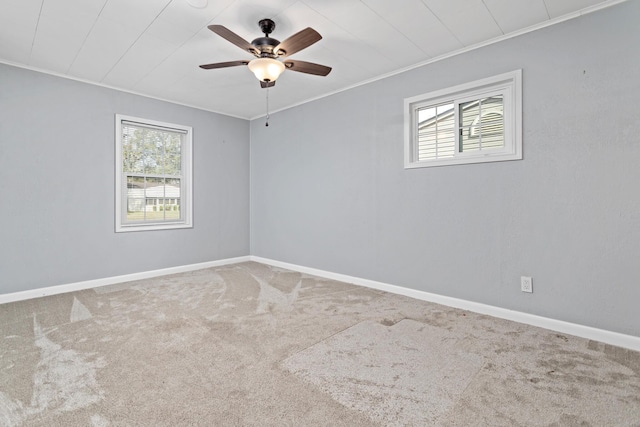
[126,176,145,221]
[145,177,165,220]
[122,126,183,175]
[460,96,504,152]
[165,178,181,220]
[417,102,455,160]
[164,199,180,220]
[122,127,145,173]
[142,129,164,175]
[174,198,181,219]
[164,134,182,175]
[418,106,436,123]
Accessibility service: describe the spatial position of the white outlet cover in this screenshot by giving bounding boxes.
[521,276,533,293]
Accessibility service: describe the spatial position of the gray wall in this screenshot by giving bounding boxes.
[0,64,250,293]
[250,1,640,336]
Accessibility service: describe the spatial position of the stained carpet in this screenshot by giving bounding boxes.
[1,262,639,426]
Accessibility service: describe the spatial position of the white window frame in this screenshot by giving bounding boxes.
[404,70,522,169]
[115,114,193,233]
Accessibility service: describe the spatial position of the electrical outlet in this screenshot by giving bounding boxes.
[521,276,533,293]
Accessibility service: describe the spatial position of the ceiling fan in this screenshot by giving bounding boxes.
[199,19,332,88]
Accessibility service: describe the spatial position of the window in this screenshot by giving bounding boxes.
[404,70,522,168]
[115,114,193,232]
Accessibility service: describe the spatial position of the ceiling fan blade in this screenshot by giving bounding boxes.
[284,60,332,76]
[274,28,322,58]
[199,60,249,70]
[208,25,259,56]
[260,81,276,89]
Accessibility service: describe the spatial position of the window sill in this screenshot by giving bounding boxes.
[115,222,193,233]
[405,151,522,169]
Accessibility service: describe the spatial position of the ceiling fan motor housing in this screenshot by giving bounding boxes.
[251,36,281,57]
[253,19,282,57]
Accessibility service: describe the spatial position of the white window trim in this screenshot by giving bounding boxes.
[115,114,193,233]
[404,70,522,169]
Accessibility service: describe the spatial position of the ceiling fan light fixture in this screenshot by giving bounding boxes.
[248,58,285,82]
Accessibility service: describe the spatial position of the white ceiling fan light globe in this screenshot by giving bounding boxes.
[248,58,286,82]
[186,0,208,9]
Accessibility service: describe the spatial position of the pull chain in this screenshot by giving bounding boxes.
[265,86,270,127]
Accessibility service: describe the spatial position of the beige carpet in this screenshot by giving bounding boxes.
[1,261,639,426]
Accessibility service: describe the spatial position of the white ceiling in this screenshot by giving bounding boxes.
[0,0,625,119]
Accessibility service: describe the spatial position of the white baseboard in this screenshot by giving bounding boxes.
[2,254,638,352]
[0,256,251,305]
[250,256,640,352]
